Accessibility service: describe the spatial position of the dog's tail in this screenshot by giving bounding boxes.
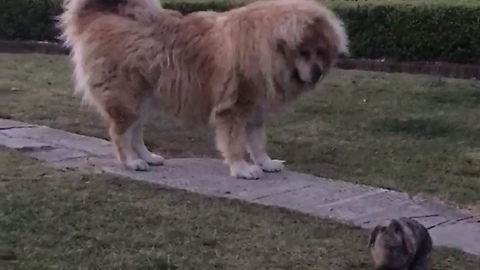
[63,0,132,13]
[59,0,162,19]
[58,0,163,50]
[57,0,157,111]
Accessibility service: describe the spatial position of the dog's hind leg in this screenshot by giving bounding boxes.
[131,98,165,166]
[214,113,263,180]
[245,108,285,173]
[109,118,150,171]
[102,92,150,171]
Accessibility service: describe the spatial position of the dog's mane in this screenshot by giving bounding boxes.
[218,0,348,104]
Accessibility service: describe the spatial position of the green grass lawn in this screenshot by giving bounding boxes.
[1,148,479,269]
[1,53,480,209]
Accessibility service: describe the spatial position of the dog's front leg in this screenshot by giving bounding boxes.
[214,113,263,180]
[245,119,285,173]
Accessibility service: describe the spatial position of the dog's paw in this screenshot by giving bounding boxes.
[144,153,165,166]
[125,159,150,171]
[259,159,285,172]
[230,162,263,180]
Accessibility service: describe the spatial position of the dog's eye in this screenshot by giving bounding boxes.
[299,49,310,59]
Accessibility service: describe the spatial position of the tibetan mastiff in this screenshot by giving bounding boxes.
[58,0,349,179]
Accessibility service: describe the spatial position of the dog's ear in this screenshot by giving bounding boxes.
[368,225,381,248]
[277,39,295,64]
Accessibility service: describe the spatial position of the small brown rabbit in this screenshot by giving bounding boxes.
[368,217,433,270]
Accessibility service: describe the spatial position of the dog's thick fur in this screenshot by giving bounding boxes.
[368,217,433,270]
[58,0,348,179]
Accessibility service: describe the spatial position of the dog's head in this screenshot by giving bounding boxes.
[277,15,348,88]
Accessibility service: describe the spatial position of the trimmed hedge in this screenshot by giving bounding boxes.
[333,3,480,64]
[1,0,479,64]
[0,0,62,42]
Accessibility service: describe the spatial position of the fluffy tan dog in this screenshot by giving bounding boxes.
[58,0,348,179]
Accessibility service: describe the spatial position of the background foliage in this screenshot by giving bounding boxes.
[1,0,479,64]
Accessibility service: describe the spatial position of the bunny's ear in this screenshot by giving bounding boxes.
[395,220,415,254]
[368,225,381,247]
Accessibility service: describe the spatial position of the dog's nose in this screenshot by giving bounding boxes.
[310,64,323,83]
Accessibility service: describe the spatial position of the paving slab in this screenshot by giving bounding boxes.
[49,156,110,172]
[0,119,37,130]
[416,200,476,222]
[1,126,113,157]
[28,147,89,163]
[0,131,9,141]
[353,201,448,229]
[429,222,480,256]
[0,118,479,257]
[102,158,316,200]
[0,135,55,152]
[253,181,380,217]
[317,190,413,222]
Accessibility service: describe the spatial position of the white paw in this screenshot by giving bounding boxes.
[230,162,263,180]
[125,159,150,171]
[259,159,285,172]
[143,153,165,166]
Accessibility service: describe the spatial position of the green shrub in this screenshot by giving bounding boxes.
[0,0,62,42]
[162,0,240,13]
[333,3,480,64]
[0,0,479,64]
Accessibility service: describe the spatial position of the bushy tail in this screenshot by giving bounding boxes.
[58,0,162,46]
[61,0,128,15]
[59,0,163,24]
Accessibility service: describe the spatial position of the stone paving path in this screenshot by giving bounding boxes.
[1,119,479,257]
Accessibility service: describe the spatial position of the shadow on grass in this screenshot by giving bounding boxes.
[419,88,480,107]
[371,116,459,139]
